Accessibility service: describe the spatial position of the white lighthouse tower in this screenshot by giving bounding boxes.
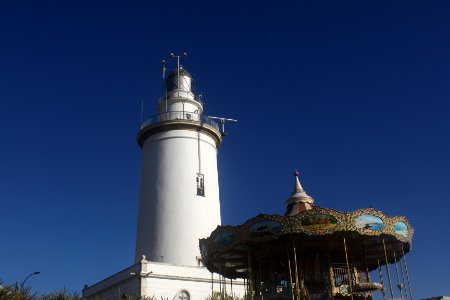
[83,56,245,300]
[135,55,223,266]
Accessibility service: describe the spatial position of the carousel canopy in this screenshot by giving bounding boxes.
[200,172,413,279]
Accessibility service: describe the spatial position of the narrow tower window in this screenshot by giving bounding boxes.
[196,173,205,196]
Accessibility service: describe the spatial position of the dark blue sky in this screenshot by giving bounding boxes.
[1,1,449,298]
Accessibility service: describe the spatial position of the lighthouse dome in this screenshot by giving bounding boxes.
[166,67,194,92]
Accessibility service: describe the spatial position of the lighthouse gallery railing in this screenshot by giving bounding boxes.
[141,111,220,131]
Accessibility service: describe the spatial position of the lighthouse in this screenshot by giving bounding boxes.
[135,55,223,266]
[83,56,245,300]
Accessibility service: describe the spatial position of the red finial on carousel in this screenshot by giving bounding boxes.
[285,169,314,216]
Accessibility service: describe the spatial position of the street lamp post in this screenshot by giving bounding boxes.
[20,271,41,290]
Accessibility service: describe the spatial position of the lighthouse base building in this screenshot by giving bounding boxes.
[83,256,244,299]
[83,60,245,299]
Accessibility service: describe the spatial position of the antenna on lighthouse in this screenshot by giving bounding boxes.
[161,59,167,78]
[170,52,188,76]
[207,116,238,136]
[161,59,167,96]
[170,52,188,92]
[161,59,168,111]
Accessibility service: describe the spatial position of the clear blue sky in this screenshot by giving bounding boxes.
[1,1,449,298]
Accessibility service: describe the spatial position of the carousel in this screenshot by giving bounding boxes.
[200,171,414,300]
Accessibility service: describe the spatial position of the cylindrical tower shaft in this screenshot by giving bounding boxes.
[135,66,223,266]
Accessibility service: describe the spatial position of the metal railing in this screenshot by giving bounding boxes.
[140,111,219,131]
[332,264,376,291]
[333,267,357,287]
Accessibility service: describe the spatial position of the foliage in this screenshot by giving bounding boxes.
[114,296,166,300]
[39,289,82,300]
[0,281,33,300]
[0,280,81,300]
[204,292,244,300]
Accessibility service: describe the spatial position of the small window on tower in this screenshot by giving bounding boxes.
[196,173,205,196]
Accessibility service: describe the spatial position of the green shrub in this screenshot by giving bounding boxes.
[204,292,244,300]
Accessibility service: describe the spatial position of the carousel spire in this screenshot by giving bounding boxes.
[285,170,314,216]
[293,170,303,192]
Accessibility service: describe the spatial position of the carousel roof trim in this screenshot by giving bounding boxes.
[200,206,413,277]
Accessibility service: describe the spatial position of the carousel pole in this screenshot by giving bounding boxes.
[365,265,370,284]
[287,248,295,300]
[351,252,358,285]
[327,250,335,300]
[398,253,408,300]
[245,259,249,299]
[223,257,228,297]
[248,250,254,300]
[219,272,224,300]
[292,242,301,300]
[382,239,395,300]
[224,276,227,297]
[258,259,263,300]
[401,244,414,300]
[217,265,221,298]
[247,277,250,300]
[364,253,370,300]
[219,273,222,300]
[377,259,387,300]
[211,272,214,298]
[211,257,215,298]
[392,248,404,300]
[244,278,247,299]
[221,274,225,300]
[360,248,369,300]
[343,237,354,300]
[231,279,233,296]
[223,274,226,300]
[364,259,370,283]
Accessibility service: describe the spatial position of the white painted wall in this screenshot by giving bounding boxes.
[158,97,203,115]
[143,273,245,300]
[143,262,245,299]
[84,259,246,300]
[135,129,221,266]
